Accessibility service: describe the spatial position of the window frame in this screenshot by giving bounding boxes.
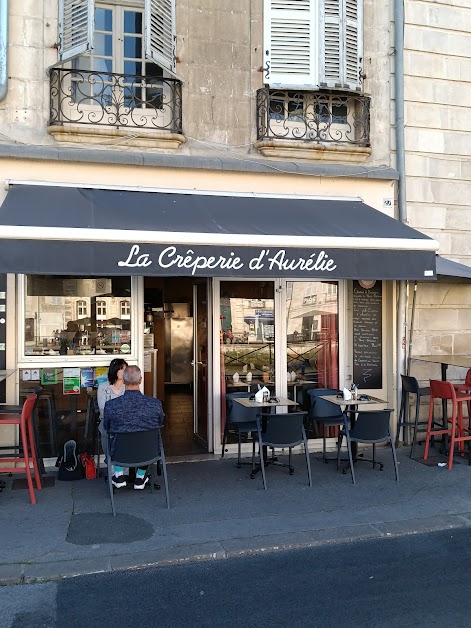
[263,0,363,92]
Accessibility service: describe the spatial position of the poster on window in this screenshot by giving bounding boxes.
[81,367,95,388]
[41,368,58,385]
[63,367,81,395]
[94,366,108,387]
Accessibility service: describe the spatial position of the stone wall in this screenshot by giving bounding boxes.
[1,0,393,165]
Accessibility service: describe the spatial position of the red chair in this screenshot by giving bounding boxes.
[454,368,471,394]
[424,380,471,470]
[0,394,42,504]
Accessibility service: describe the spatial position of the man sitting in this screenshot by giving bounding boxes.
[103,365,164,489]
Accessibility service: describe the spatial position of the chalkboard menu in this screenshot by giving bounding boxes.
[0,274,6,403]
[353,280,382,389]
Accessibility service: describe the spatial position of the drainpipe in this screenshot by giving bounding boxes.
[394,0,407,438]
[0,0,8,102]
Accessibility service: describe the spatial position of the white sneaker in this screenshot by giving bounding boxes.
[134,476,149,490]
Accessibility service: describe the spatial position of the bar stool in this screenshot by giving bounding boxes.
[0,394,42,504]
[20,388,57,456]
[395,375,433,458]
[424,380,471,470]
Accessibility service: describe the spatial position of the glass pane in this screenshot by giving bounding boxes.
[24,276,132,357]
[220,281,275,443]
[95,8,112,32]
[124,11,142,35]
[269,99,285,120]
[124,60,142,76]
[93,57,113,73]
[286,281,339,436]
[124,35,142,59]
[332,103,348,124]
[145,63,164,79]
[94,33,112,57]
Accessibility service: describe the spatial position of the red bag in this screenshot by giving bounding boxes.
[79,452,96,480]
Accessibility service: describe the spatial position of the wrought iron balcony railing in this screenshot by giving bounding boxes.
[49,68,182,134]
[257,88,370,146]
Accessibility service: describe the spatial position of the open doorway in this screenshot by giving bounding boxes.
[143,277,209,456]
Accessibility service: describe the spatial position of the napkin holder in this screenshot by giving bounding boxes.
[343,387,352,401]
[254,386,269,403]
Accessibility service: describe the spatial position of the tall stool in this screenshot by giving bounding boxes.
[0,394,42,504]
[395,375,433,458]
[424,380,471,470]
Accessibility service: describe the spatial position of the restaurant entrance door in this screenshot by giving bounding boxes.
[143,277,210,456]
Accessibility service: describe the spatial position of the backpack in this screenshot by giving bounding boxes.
[56,440,85,481]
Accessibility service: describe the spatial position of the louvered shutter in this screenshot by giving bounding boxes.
[344,0,362,91]
[320,0,363,91]
[144,0,176,75]
[263,0,317,88]
[57,0,94,64]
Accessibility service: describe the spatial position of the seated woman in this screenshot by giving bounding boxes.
[97,358,128,454]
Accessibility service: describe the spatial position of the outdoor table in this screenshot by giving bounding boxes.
[320,394,387,471]
[412,355,471,453]
[232,396,299,477]
[412,355,471,382]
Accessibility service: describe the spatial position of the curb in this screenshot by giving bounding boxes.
[5,514,471,586]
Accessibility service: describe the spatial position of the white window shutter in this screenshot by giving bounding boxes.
[58,0,94,64]
[263,0,318,88]
[320,0,363,91]
[344,0,362,91]
[145,0,176,75]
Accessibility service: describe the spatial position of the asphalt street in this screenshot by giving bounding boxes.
[3,528,471,627]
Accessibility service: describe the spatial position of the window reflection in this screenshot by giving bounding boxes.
[24,276,132,357]
[286,281,339,389]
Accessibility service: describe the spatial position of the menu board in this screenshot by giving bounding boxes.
[353,281,383,389]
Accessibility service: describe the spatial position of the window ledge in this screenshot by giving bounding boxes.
[254,139,371,163]
[47,124,186,150]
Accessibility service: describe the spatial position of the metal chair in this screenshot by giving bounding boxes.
[0,394,42,504]
[106,428,169,516]
[306,388,344,463]
[222,392,259,468]
[424,380,471,470]
[338,409,399,485]
[254,411,311,490]
[395,374,433,458]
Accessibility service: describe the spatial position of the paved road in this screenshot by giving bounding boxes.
[3,528,471,627]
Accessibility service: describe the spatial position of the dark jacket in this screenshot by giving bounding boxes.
[103,389,164,434]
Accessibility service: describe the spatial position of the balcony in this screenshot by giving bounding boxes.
[48,68,184,149]
[255,89,371,162]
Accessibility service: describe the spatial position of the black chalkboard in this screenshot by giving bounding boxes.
[353,281,382,389]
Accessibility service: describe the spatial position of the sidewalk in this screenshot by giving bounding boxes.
[2,446,471,585]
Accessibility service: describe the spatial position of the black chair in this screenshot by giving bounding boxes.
[306,388,344,463]
[395,374,433,458]
[106,429,169,516]
[338,409,399,485]
[222,392,259,468]
[255,411,312,490]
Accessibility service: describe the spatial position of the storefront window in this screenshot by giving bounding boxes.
[286,281,339,390]
[24,276,132,357]
[220,281,275,441]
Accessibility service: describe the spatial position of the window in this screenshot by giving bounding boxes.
[96,299,107,318]
[120,299,131,317]
[263,0,363,92]
[70,5,165,110]
[76,300,88,318]
[23,276,133,357]
[57,0,176,74]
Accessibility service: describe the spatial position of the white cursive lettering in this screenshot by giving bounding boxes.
[118,244,153,268]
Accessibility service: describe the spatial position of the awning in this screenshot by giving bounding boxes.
[435,255,471,282]
[0,184,439,279]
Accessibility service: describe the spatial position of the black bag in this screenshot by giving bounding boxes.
[56,439,85,481]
